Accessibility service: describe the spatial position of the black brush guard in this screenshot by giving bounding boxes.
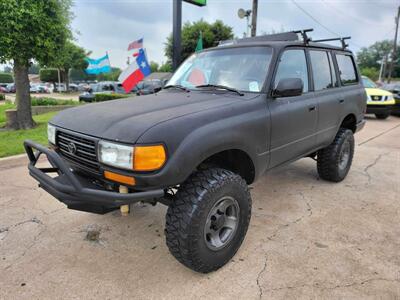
[24,140,164,214]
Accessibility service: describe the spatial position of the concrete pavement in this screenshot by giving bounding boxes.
[0,116,399,299]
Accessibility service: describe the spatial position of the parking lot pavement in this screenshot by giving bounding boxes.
[0,117,399,299]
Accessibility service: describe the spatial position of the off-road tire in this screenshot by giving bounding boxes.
[375,113,389,119]
[165,168,251,273]
[317,128,354,182]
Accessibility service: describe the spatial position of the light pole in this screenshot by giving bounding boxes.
[238,8,252,37]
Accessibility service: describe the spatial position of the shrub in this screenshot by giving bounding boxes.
[39,68,59,83]
[94,93,129,102]
[31,97,77,106]
[360,67,379,81]
[0,93,5,101]
[0,73,13,83]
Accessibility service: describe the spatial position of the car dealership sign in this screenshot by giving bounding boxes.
[184,0,206,6]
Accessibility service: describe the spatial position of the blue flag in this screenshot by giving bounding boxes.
[85,54,111,74]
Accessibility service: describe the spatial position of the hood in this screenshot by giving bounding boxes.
[51,91,250,143]
[365,88,393,97]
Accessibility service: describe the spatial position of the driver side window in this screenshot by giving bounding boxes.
[274,49,309,93]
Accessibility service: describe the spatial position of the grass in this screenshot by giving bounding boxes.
[0,112,57,158]
[0,102,16,125]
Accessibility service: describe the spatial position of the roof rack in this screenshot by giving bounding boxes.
[293,29,313,44]
[312,37,351,49]
[218,29,351,50]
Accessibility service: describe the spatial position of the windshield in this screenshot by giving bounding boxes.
[168,46,273,92]
[362,77,377,88]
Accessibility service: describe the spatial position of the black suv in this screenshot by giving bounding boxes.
[25,30,366,273]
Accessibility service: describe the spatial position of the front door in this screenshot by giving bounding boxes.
[268,48,318,168]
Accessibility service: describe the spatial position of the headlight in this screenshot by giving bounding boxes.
[385,95,394,101]
[98,141,134,170]
[98,141,166,171]
[48,124,56,144]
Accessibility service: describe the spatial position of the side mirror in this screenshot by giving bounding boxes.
[273,78,303,98]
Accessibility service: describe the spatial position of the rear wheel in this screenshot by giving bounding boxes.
[317,128,354,182]
[375,113,389,119]
[165,168,251,273]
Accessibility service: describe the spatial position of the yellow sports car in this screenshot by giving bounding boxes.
[362,76,395,119]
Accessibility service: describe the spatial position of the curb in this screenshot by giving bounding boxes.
[0,153,28,168]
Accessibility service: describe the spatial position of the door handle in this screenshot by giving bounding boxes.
[308,106,316,112]
[339,99,345,103]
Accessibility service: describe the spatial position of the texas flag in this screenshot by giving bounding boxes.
[118,49,151,93]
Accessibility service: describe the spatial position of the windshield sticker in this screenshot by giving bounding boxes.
[249,81,259,92]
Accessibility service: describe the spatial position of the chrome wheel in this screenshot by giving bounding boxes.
[204,196,240,251]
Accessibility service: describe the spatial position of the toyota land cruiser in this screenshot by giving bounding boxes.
[25,30,366,273]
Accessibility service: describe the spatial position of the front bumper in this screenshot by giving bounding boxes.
[24,140,165,214]
[366,104,392,115]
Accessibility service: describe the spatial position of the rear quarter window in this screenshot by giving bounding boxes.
[335,54,358,85]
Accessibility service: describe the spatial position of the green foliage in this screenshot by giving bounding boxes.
[40,68,59,82]
[69,68,96,82]
[0,94,5,101]
[0,72,14,83]
[360,67,379,81]
[356,40,400,78]
[0,0,72,66]
[31,97,77,106]
[0,112,57,157]
[48,41,88,73]
[165,19,234,63]
[94,93,129,102]
[158,63,173,73]
[150,61,159,72]
[96,67,122,81]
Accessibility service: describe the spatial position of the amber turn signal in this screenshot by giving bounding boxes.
[133,145,166,171]
[104,170,136,186]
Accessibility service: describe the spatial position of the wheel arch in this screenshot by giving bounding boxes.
[198,148,256,184]
[340,113,357,133]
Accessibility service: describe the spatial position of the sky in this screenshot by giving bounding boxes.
[72,0,398,69]
[1,0,398,71]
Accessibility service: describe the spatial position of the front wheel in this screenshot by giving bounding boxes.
[317,128,355,182]
[165,168,251,273]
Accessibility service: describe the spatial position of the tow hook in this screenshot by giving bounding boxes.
[119,185,129,216]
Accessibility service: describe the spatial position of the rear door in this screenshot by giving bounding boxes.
[268,48,318,168]
[309,49,343,146]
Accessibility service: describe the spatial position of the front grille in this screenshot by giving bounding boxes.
[371,95,382,101]
[56,130,99,172]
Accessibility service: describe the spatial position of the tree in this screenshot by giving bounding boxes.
[48,40,88,90]
[0,0,72,129]
[150,61,159,73]
[69,69,96,82]
[96,67,122,82]
[360,67,379,81]
[39,69,60,88]
[165,20,234,65]
[357,40,400,80]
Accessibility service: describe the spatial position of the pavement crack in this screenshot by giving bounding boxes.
[256,255,268,299]
[358,123,400,146]
[363,153,388,185]
[267,192,312,241]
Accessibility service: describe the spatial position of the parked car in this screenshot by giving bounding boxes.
[362,76,395,119]
[0,86,7,93]
[25,30,366,273]
[381,83,400,115]
[6,83,16,93]
[136,79,163,96]
[79,82,126,102]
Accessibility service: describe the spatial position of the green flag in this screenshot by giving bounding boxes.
[195,32,203,52]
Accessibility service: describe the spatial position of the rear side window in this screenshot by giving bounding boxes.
[310,50,333,91]
[275,49,309,93]
[336,54,358,85]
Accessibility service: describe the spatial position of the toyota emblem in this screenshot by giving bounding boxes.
[67,142,77,154]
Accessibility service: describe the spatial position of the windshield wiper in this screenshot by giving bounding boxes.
[163,84,190,92]
[195,84,244,96]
